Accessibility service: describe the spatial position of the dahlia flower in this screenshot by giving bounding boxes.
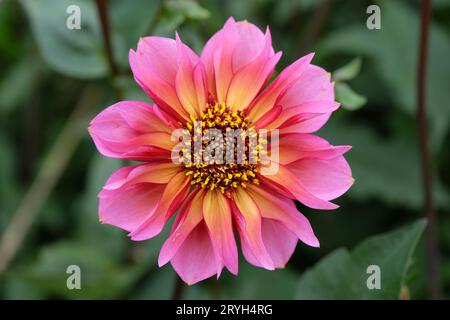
[89,17,354,285]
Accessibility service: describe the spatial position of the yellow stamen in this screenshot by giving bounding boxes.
[181,103,261,197]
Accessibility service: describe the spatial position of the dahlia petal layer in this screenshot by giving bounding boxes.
[88,17,354,285]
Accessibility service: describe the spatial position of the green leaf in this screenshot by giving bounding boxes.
[0,55,40,115]
[335,82,367,111]
[165,0,210,20]
[154,0,210,36]
[12,241,143,299]
[110,0,161,68]
[318,0,450,150]
[296,219,427,299]
[333,57,362,82]
[21,0,108,78]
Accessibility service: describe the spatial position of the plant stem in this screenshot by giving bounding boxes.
[96,0,118,78]
[299,0,332,53]
[417,0,442,299]
[171,276,185,300]
[95,0,124,101]
[0,86,102,274]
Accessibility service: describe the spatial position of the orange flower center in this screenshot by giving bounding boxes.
[180,103,265,197]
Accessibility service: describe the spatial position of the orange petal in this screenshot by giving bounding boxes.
[159,190,205,266]
[175,34,208,116]
[226,29,281,111]
[203,189,238,275]
[129,172,190,241]
[246,185,319,248]
[233,188,275,270]
[247,53,314,122]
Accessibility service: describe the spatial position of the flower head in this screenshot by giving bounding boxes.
[89,17,354,285]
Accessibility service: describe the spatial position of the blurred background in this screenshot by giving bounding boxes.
[0,0,449,299]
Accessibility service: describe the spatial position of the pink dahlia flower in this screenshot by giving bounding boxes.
[89,17,354,285]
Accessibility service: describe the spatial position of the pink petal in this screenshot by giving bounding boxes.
[226,30,282,111]
[247,53,314,122]
[288,156,354,201]
[270,65,336,133]
[278,113,332,134]
[88,101,175,161]
[99,166,167,232]
[158,190,205,266]
[129,37,202,121]
[254,105,282,129]
[171,221,218,285]
[129,172,190,241]
[275,133,351,165]
[249,61,337,133]
[265,101,339,130]
[211,20,238,103]
[102,162,180,191]
[259,163,339,210]
[175,34,208,116]
[201,17,275,102]
[100,165,135,191]
[203,189,238,276]
[277,65,334,107]
[260,218,298,268]
[232,188,274,270]
[232,21,273,70]
[246,185,319,248]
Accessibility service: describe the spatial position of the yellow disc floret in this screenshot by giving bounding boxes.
[179,103,266,197]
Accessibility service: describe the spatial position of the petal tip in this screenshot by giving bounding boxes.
[310,238,320,248]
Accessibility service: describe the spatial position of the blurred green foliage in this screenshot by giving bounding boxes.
[0,0,449,299]
[296,219,426,299]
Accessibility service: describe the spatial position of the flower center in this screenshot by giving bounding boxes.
[180,103,264,197]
